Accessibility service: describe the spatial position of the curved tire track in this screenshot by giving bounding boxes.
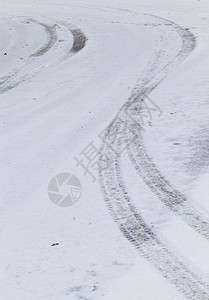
[70,28,87,53]
[99,14,209,298]
[0,19,58,92]
[30,20,58,57]
[127,123,209,239]
[99,128,209,299]
[125,16,209,240]
[0,18,87,94]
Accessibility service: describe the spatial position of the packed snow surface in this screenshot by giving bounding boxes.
[1,0,209,299]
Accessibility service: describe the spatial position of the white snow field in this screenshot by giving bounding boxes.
[1,0,209,299]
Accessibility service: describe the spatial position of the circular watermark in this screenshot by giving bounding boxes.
[48,173,82,207]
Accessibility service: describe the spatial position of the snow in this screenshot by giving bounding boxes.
[1,0,209,299]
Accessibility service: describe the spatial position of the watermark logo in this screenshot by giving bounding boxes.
[48,173,82,207]
[74,96,163,183]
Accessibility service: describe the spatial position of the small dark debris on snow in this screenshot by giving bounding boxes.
[51,243,59,247]
[4,53,7,55]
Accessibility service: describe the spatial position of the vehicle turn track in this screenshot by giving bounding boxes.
[0,18,86,94]
[99,13,209,299]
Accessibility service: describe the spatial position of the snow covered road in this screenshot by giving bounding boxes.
[1,0,209,299]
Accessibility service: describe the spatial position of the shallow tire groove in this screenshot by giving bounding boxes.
[98,13,209,298]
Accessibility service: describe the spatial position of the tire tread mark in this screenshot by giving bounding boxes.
[98,14,209,299]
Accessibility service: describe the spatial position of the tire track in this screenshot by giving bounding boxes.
[0,18,87,94]
[30,20,58,57]
[70,28,87,53]
[98,14,209,298]
[125,16,209,240]
[56,20,87,55]
[0,19,58,92]
[127,121,209,239]
[99,126,209,299]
